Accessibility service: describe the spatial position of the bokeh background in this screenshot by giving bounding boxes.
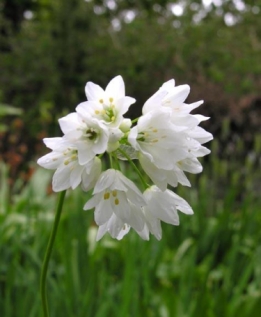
[0,1,261,316]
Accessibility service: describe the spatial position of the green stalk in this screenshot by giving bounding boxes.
[40,190,66,317]
[109,153,114,169]
[117,147,148,190]
[131,118,139,124]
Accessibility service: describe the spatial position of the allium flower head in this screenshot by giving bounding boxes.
[37,75,213,241]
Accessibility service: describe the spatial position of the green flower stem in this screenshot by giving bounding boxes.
[40,190,66,317]
[131,118,139,124]
[117,147,148,190]
[112,152,121,171]
[109,153,114,169]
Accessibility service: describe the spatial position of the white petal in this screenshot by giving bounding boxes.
[83,194,101,210]
[142,90,168,114]
[188,126,213,144]
[144,187,180,225]
[37,152,63,169]
[105,75,125,98]
[58,112,80,134]
[115,96,136,116]
[139,154,168,191]
[169,169,191,187]
[178,158,202,174]
[96,223,108,241]
[107,214,126,239]
[77,142,95,165]
[193,146,211,157]
[136,225,150,240]
[160,79,175,91]
[81,158,101,192]
[163,84,190,105]
[116,224,131,240]
[183,100,204,113]
[194,114,210,122]
[70,164,84,190]
[85,82,104,101]
[94,199,114,225]
[171,114,199,129]
[128,126,139,149]
[113,191,131,222]
[126,202,145,232]
[171,192,194,215]
[43,137,63,150]
[93,169,116,194]
[143,209,162,240]
[52,164,72,192]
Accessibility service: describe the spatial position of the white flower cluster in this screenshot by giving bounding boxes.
[38,76,213,240]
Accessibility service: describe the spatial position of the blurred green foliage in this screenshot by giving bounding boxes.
[0,2,260,315]
[0,103,22,132]
[0,0,260,139]
[0,136,261,316]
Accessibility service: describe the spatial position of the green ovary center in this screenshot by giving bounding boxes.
[86,128,98,140]
[103,107,116,123]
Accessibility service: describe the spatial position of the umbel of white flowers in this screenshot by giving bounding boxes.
[38,76,213,240]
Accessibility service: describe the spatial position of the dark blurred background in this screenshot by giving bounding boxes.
[0,0,260,182]
[1,3,261,316]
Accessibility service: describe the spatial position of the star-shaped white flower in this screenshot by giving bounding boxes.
[142,79,212,140]
[37,137,102,192]
[128,108,190,170]
[58,112,109,165]
[143,79,203,116]
[142,186,193,240]
[84,169,147,239]
[76,75,136,129]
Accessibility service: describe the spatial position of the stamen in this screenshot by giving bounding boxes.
[104,192,110,200]
[64,159,70,165]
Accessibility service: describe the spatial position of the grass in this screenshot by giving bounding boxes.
[0,138,261,317]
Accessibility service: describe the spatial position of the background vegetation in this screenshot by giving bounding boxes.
[0,0,260,316]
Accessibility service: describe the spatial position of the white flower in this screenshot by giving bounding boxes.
[142,186,193,240]
[133,132,210,190]
[76,75,136,129]
[96,214,131,241]
[142,79,213,141]
[138,154,192,191]
[143,79,203,116]
[128,108,190,170]
[81,157,102,192]
[128,79,213,190]
[58,112,109,165]
[84,169,147,239]
[37,137,101,192]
